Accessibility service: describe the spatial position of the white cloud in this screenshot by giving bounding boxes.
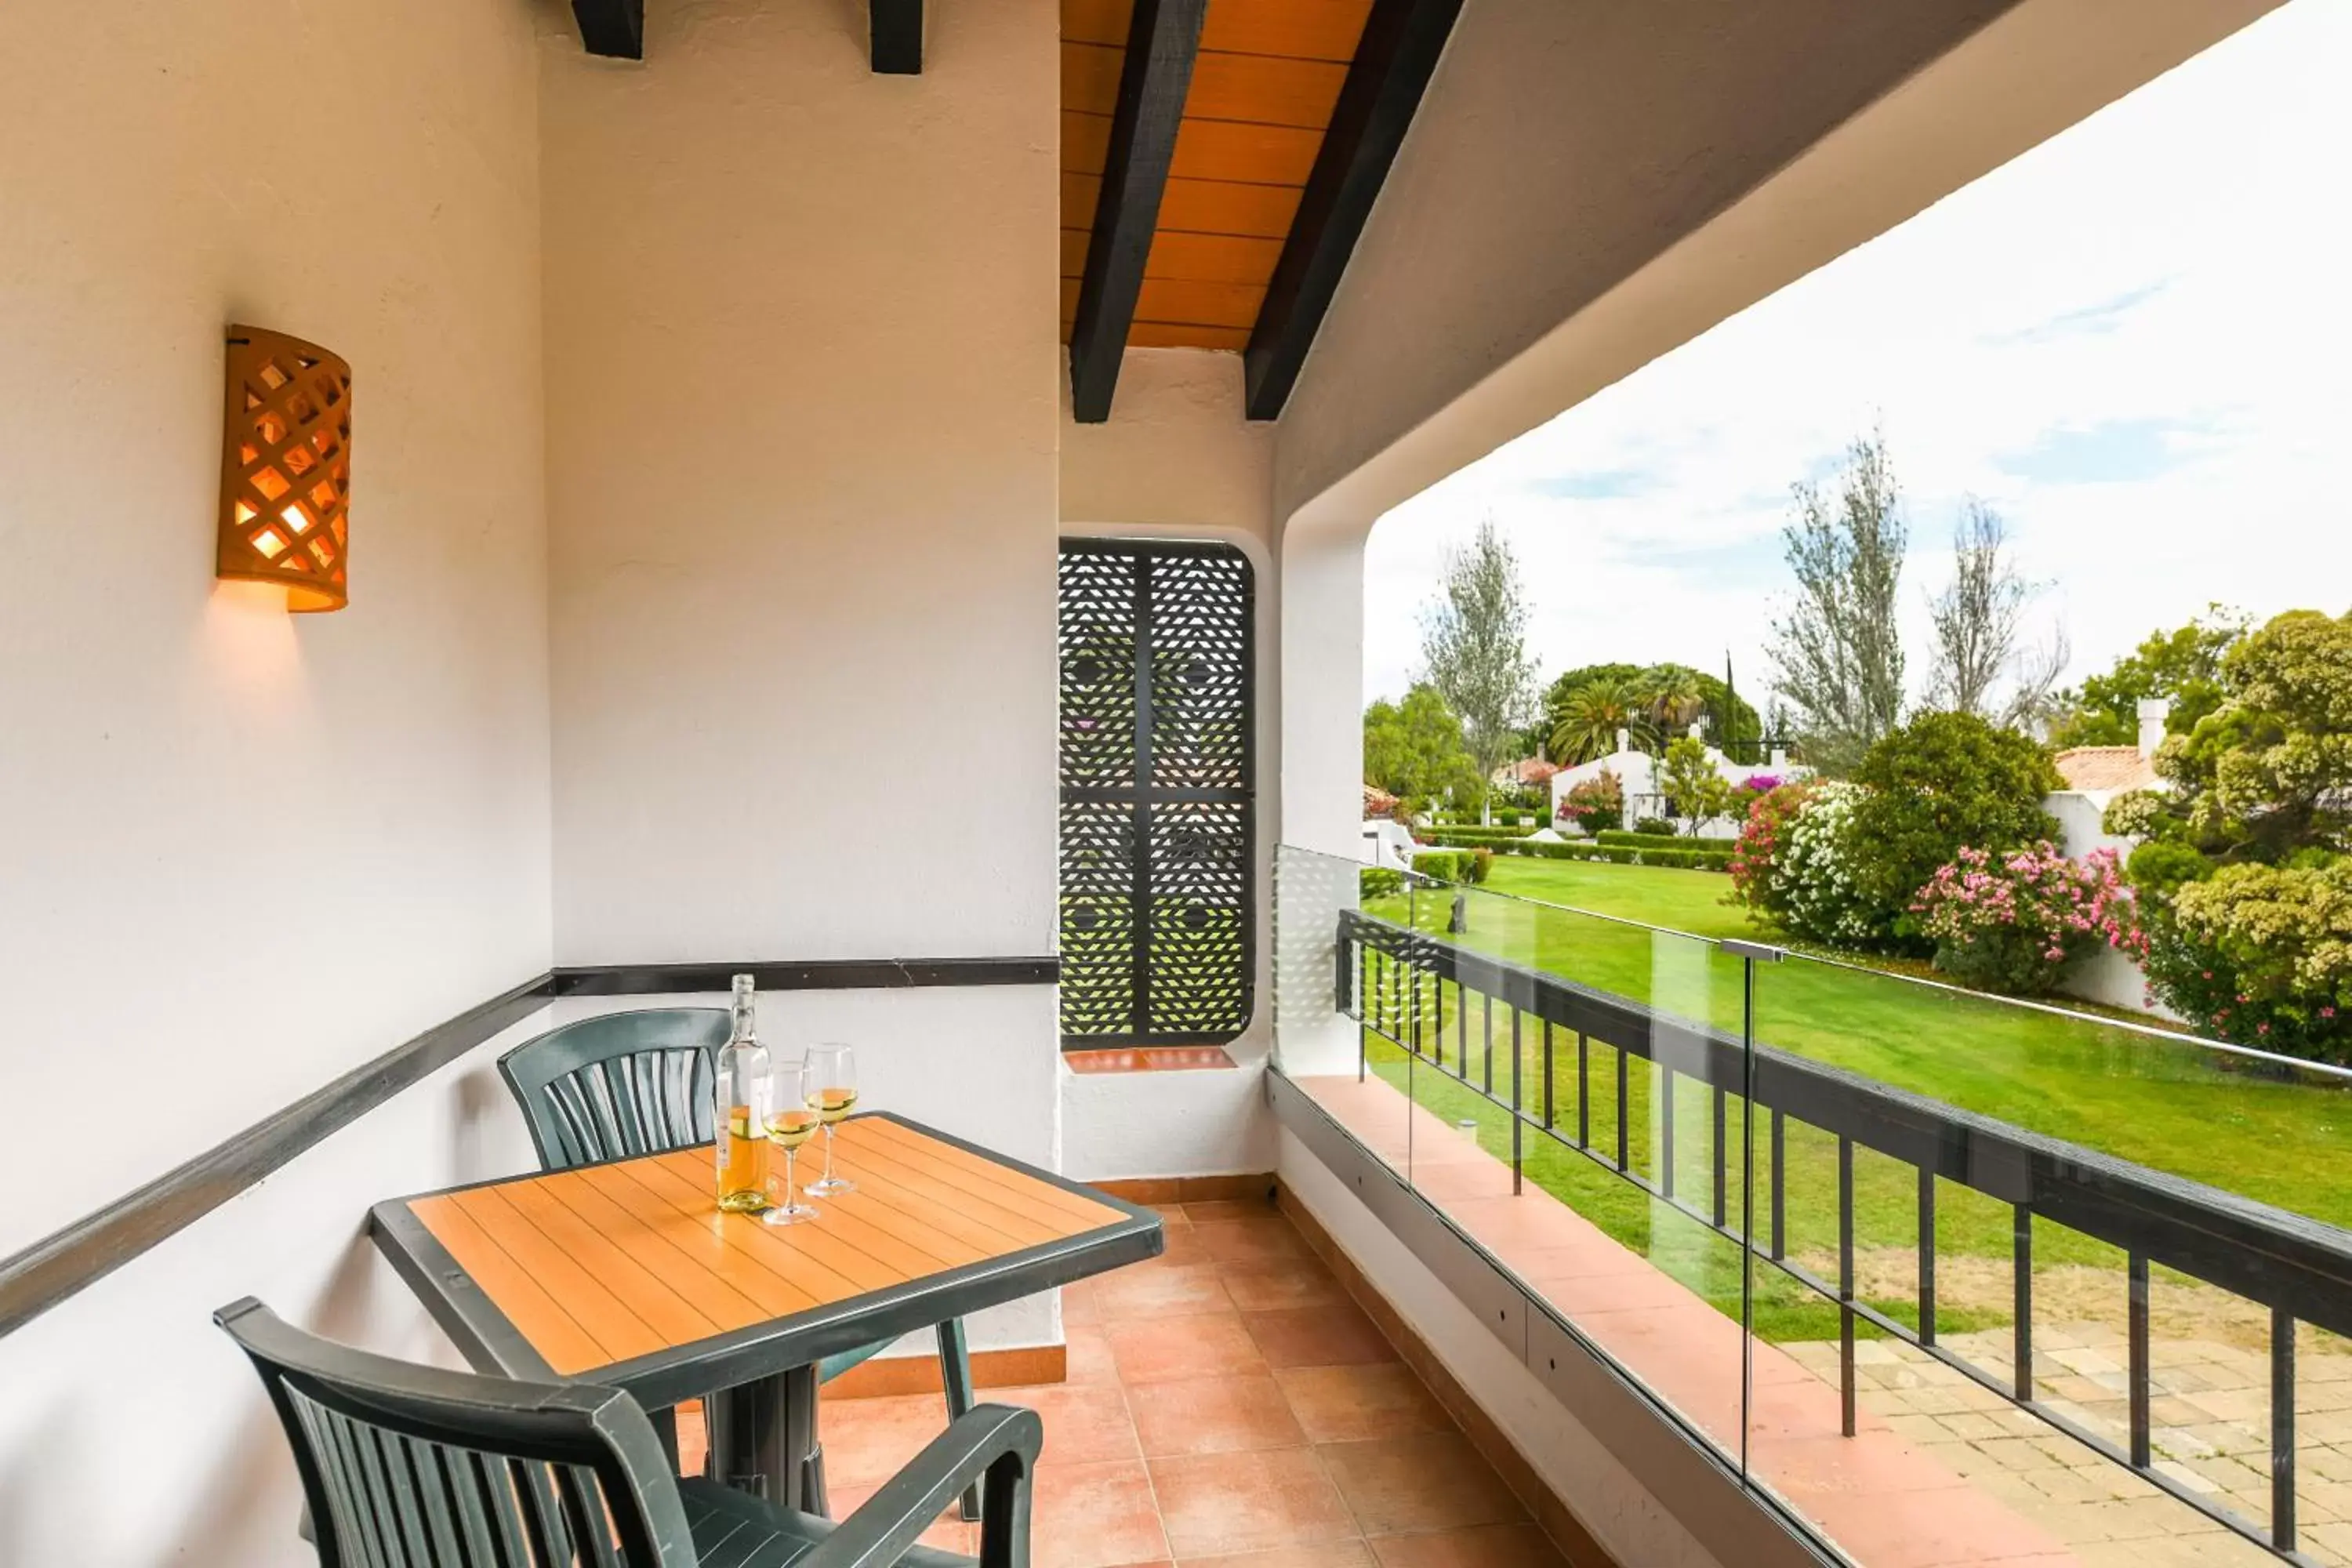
[1364,0,2352,708]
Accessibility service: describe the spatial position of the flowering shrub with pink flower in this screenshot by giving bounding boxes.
[1555,769,1624,835]
[1911,842,2145,996]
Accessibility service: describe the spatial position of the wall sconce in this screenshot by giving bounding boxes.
[217,325,351,612]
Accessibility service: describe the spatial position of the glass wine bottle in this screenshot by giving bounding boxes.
[713,974,772,1212]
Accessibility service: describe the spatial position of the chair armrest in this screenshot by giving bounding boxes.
[800,1404,1043,1568]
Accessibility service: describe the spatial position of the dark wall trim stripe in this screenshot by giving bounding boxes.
[1243,0,1463,420]
[554,957,1062,996]
[0,954,1059,1340]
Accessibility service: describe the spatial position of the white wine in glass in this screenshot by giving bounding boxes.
[762,1060,822,1226]
[804,1043,858,1198]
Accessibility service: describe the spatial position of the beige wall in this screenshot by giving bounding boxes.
[0,0,549,1559]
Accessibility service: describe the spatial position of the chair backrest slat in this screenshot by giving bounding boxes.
[498,1010,730,1171]
[217,1298,699,1568]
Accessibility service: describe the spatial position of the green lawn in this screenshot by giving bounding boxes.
[1355,858,2352,1341]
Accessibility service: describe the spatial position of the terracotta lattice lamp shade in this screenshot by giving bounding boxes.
[217,325,351,612]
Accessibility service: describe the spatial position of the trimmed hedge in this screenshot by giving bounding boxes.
[1417,826,1538,846]
[1359,866,1404,900]
[1410,848,1494,885]
[1595,829,1739,852]
[1430,810,1544,828]
[1495,839,1732,873]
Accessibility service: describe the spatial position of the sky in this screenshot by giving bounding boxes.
[1361,0,2352,715]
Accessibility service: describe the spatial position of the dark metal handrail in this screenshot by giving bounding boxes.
[1338,906,2352,1564]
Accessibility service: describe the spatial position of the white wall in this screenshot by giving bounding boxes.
[0,0,550,1554]
[541,0,1061,969]
[0,0,552,1258]
[1058,350,1282,1178]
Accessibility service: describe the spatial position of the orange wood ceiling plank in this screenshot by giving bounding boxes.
[1062,230,1278,287]
[1065,0,1374,63]
[1064,175,1305,241]
[1136,278,1266,329]
[1064,112,1323,187]
[1065,42,1347,131]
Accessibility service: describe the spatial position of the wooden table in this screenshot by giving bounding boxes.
[370,1111,1160,1507]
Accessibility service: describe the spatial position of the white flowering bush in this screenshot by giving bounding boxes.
[1773,782,1882,945]
[2100,789,2169,840]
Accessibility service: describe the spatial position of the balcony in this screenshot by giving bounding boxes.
[0,3,2307,1568]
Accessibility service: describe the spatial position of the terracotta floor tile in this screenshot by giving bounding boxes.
[1065,1325,1123,1386]
[1177,1544,1377,1568]
[1146,1223,1214,1267]
[1094,1262,1239,1322]
[1275,1365,1451,1444]
[1107,1312,1270,1385]
[1131,1374,1308,1457]
[827,1482,975,1555]
[1219,1261,1354,1315]
[1247,1305,1398,1369]
[1187,1199,1279,1224]
[1364,1524,1563,1568]
[818,1392,959,1490]
[1062,1279,1102,1327]
[1032,1458,1171,1568]
[1803,1481,2063,1568]
[992,1381,1142,1467]
[1318,1434,1527,1536]
[1520,1265,1715,1316]
[1194,1218,1316,1265]
[1149,1447,1359,1557]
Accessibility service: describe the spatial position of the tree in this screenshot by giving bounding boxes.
[1925,499,2066,731]
[1633,664,1706,737]
[2114,609,2352,1058]
[2046,605,2247,750]
[1363,684,1481,808]
[1844,711,2063,950]
[1767,430,1907,775]
[1420,518,1538,808]
[1547,675,1650,764]
[1659,735,1736,834]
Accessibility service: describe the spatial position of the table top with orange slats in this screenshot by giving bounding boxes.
[368,1112,1160,1406]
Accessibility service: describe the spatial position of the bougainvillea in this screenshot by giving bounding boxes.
[1555,769,1624,835]
[1911,843,2145,996]
[1729,780,1818,924]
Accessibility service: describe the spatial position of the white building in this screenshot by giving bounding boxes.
[1550,727,1800,835]
[2047,699,2176,1017]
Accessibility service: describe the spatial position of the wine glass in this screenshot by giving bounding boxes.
[761,1058,822,1226]
[804,1043,859,1198]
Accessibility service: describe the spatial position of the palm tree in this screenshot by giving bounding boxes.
[1633,664,1706,738]
[1547,677,1652,764]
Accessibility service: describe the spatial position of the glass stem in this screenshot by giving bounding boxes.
[782,1145,797,1208]
[822,1124,837,1186]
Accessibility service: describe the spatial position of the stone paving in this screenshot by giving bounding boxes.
[1777,1320,2352,1566]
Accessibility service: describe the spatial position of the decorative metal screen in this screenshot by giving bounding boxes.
[1059,539,1254,1047]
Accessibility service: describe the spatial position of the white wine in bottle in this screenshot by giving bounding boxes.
[713,974,772,1212]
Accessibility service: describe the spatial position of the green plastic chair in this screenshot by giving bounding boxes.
[498,1009,981,1516]
[216,1296,1037,1568]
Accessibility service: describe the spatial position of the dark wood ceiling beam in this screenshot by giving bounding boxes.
[571,0,644,60]
[1069,0,1210,423]
[1243,0,1462,421]
[873,0,924,74]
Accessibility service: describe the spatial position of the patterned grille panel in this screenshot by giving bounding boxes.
[1059,540,1254,1045]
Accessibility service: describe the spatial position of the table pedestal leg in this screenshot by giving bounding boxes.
[707,1365,823,1512]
